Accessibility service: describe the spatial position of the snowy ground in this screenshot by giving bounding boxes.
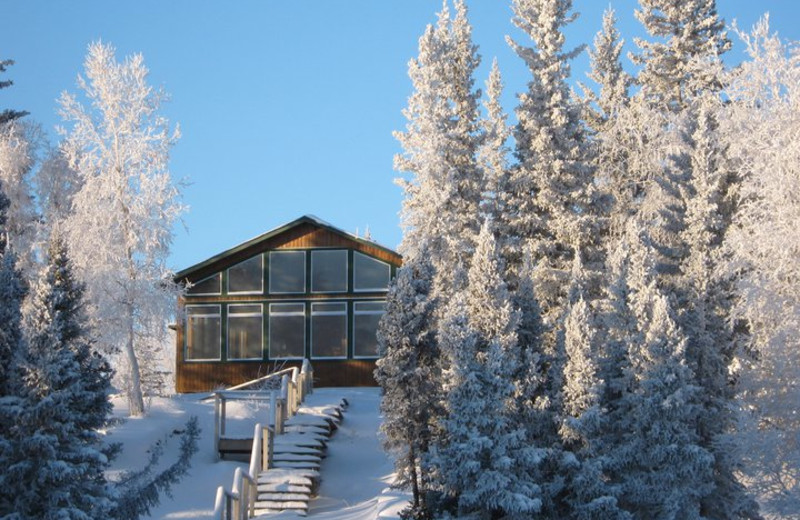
[106,387,409,520]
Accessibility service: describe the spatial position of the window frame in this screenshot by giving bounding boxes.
[268,251,307,295]
[184,304,222,361]
[185,273,222,296]
[268,302,306,360]
[310,249,349,294]
[310,301,348,359]
[227,303,263,361]
[353,251,391,293]
[227,255,264,295]
[352,300,385,359]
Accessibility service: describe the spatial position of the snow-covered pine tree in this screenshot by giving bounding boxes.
[7,232,116,518]
[0,120,39,270]
[677,93,759,519]
[58,41,185,416]
[632,0,730,113]
[479,59,511,235]
[432,221,542,518]
[506,0,601,315]
[613,229,714,519]
[0,180,29,516]
[374,249,441,518]
[0,59,28,126]
[395,0,483,297]
[722,17,800,516]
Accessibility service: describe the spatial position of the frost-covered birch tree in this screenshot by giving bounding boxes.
[58,41,185,416]
[723,18,800,517]
[395,0,483,296]
[0,121,39,270]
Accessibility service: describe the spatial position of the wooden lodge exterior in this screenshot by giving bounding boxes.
[173,215,402,393]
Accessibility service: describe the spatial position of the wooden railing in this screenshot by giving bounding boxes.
[213,360,312,520]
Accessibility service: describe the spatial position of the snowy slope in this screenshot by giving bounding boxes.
[106,388,409,519]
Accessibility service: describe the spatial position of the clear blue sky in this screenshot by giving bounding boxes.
[2,1,798,271]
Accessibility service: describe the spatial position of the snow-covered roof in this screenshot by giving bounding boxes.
[174,214,401,281]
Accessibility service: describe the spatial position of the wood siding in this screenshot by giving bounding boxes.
[175,359,378,393]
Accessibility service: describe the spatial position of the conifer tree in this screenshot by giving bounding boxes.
[613,231,714,519]
[8,233,115,518]
[0,180,29,515]
[395,0,483,297]
[632,0,730,112]
[432,221,542,518]
[375,249,441,517]
[479,59,511,232]
[0,59,28,126]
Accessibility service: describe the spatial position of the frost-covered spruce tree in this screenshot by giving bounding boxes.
[8,233,115,518]
[0,121,39,269]
[506,0,601,313]
[374,248,441,517]
[58,41,185,416]
[632,0,730,112]
[0,181,29,516]
[612,230,714,519]
[479,60,511,238]
[678,94,758,519]
[722,18,800,516]
[395,0,483,296]
[579,8,638,241]
[0,58,28,126]
[432,221,542,518]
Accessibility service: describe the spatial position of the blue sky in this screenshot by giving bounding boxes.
[2,1,799,271]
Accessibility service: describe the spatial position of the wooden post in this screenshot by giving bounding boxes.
[220,395,227,437]
[275,399,285,434]
[262,425,273,471]
[214,393,220,460]
[269,390,277,429]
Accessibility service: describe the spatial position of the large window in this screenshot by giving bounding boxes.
[186,273,221,295]
[228,255,263,294]
[269,303,305,359]
[185,305,221,360]
[353,252,391,292]
[311,250,348,293]
[269,251,306,294]
[353,301,385,358]
[228,304,263,360]
[311,302,347,358]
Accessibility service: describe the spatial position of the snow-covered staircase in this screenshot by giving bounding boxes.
[253,401,346,517]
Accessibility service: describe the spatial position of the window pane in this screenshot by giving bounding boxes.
[228,304,262,360]
[311,250,348,293]
[186,273,221,295]
[228,255,263,294]
[269,304,305,359]
[185,306,221,360]
[311,302,347,358]
[269,251,306,294]
[354,252,391,291]
[354,302,384,358]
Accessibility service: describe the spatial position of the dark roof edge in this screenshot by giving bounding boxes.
[174,215,401,281]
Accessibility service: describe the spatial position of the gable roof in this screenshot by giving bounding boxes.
[174,215,401,282]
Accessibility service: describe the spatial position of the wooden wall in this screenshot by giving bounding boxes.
[176,359,378,393]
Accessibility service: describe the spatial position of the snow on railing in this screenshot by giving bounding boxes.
[213,361,313,520]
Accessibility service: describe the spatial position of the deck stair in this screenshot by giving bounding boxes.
[212,361,348,519]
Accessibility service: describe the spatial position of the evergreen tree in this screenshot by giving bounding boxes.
[395,0,483,297]
[613,231,714,519]
[375,249,441,517]
[7,233,116,518]
[506,0,600,314]
[432,221,542,518]
[479,59,511,236]
[632,0,730,112]
[0,180,29,515]
[0,59,28,126]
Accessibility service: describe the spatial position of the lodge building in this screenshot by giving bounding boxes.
[173,215,402,392]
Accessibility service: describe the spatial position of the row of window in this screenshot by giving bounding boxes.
[185,301,385,361]
[187,250,391,296]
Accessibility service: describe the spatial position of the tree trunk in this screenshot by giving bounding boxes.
[125,304,145,416]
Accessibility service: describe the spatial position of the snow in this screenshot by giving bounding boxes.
[105,387,409,520]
